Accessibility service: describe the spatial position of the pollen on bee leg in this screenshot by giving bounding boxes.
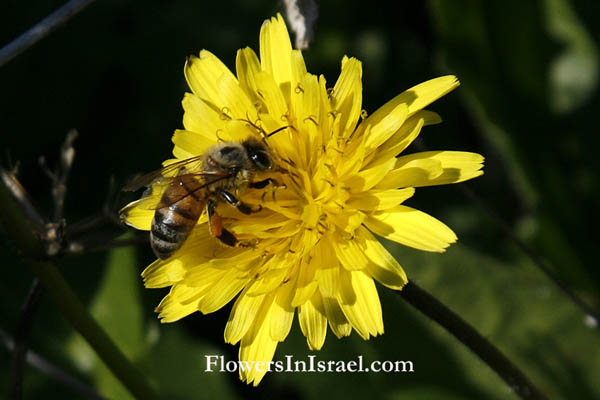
[207,209,223,238]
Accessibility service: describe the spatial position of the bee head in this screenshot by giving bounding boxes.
[242,138,272,171]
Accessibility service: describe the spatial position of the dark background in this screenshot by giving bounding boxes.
[1,0,599,399]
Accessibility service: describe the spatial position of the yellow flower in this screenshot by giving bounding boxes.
[121,14,483,385]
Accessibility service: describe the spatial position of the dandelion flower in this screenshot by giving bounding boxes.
[121,14,484,385]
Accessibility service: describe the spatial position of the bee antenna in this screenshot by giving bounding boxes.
[233,114,268,137]
[266,125,293,138]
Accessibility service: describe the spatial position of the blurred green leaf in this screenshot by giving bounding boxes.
[66,244,145,400]
[429,0,600,294]
[139,325,240,400]
[389,240,600,400]
[546,0,599,113]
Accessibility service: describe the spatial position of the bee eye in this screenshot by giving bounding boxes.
[251,151,271,170]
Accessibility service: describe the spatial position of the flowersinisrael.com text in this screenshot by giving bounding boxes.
[205,355,414,374]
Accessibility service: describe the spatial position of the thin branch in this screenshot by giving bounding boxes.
[9,279,42,400]
[0,0,97,68]
[3,132,134,259]
[0,168,46,259]
[398,281,548,400]
[39,129,78,222]
[0,327,106,400]
[37,129,78,256]
[0,169,45,235]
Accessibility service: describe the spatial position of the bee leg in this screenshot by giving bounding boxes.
[207,199,237,246]
[249,178,276,189]
[218,190,257,214]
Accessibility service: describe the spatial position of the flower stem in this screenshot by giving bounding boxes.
[398,280,547,400]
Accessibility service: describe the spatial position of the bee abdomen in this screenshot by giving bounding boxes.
[151,205,199,259]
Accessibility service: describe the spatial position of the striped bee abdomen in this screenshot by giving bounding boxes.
[150,176,204,259]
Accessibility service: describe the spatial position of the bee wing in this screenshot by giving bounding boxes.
[129,171,234,211]
[122,155,207,192]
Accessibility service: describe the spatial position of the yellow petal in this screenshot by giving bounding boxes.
[356,226,407,290]
[238,293,278,386]
[260,14,293,88]
[181,92,226,137]
[140,229,217,287]
[254,71,288,120]
[291,257,318,307]
[298,292,327,350]
[314,240,340,298]
[330,57,363,138]
[345,156,397,192]
[290,49,308,89]
[216,72,257,120]
[328,209,366,234]
[141,258,186,288]
[224,290,267,345]
[198,270,248,314]
[333,236,370,271]
[337,270,384,340]
[180,264,225,288]
[291,72,321,168]
[362,102,408,152]
[321,296,351,339]
[346,188,415,211]
[365,205,457,252]
[375,157,444,189]
[246,254,293,296]
[293,72,320,124]
[158,227,220,267]
[404,151,484,186]
[392,75,460,116]
[209,246,262,270]
[170,283,205,305]
[184,50,238,106]
[119,178,173,231]
[337,130,366,177]
[269,283,295,342]
[366,109,441,167]
[236,47,262,104]
[317,75,333,142]
[119,198,157,231]
[155,289,199,323]
[172,129,215,158]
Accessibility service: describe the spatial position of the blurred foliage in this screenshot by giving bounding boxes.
[1,0,599,399]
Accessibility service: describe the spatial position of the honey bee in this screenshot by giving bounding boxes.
[121,136,278,259]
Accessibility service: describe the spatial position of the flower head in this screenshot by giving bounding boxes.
[121,14,483,385]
